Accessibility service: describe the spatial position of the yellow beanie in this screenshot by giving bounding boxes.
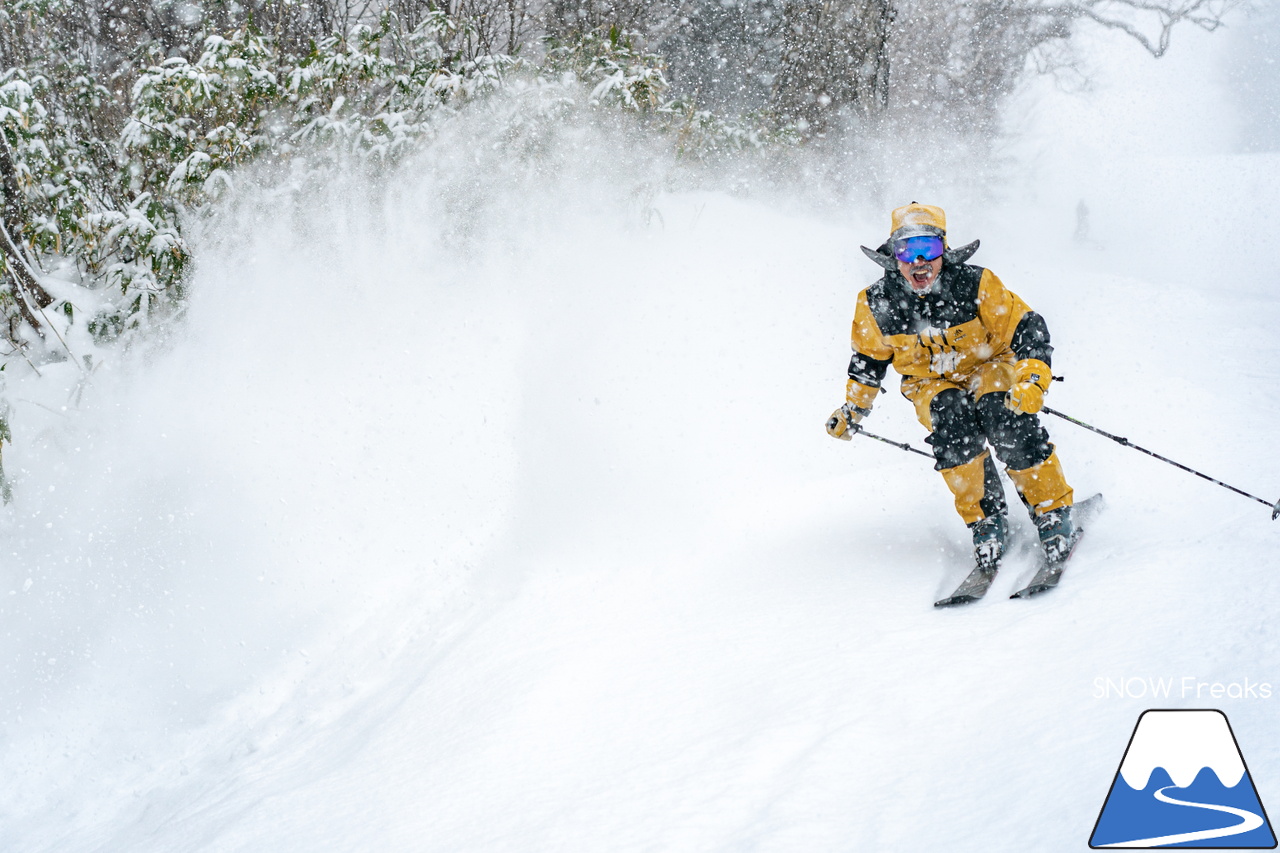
[890,202,947,241]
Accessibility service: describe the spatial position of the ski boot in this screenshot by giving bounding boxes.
[970,512,1007,572]
[934,513,1010,606]
[1034,505,1079,563]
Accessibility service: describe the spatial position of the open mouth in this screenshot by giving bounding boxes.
[910,267,934,286]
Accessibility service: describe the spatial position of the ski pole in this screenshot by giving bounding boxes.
[853,426,934,459]
[1041,405,1280,520]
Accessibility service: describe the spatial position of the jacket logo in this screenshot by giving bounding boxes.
[918,328,962,375]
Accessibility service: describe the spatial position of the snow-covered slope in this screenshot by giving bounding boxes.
[2,18,1278,853]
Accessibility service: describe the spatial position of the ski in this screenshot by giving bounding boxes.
[1007,533,1082,598]
[934,565,999,607]
[1009,493,1106,599]
[933,513,1038,608]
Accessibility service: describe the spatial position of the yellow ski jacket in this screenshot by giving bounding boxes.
[845,262,1051,413]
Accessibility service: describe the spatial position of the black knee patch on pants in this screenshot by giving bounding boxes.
[975,392,1053,471]
[927,390,1010,520]
[926,388,985,471]
[978,452,1007,519]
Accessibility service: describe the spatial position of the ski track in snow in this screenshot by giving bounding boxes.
[2,21,1280,853]
[1100,786,1264,848]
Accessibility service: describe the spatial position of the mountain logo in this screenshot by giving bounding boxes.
[1090,709,1276,848]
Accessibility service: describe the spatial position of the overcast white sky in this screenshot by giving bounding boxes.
[1008,1,1278,165]
[1225,1,1280,151]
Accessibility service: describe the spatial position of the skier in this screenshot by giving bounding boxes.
[825,202,1077,572]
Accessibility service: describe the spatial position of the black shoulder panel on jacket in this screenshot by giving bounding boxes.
[1011,311,1053,366]
[946,263,984,308]
[862,277,912,338]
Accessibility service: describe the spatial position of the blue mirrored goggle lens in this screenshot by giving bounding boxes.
[893,235,944,263]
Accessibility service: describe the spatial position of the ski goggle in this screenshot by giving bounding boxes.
[893,235,945,263]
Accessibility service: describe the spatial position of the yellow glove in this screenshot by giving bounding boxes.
[1005,358,1052,415]
[826,403,865,440]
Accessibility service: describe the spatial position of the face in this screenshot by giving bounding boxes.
[898,256,942,292]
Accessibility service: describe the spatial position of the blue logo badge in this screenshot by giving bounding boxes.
[1091,709,1276,848]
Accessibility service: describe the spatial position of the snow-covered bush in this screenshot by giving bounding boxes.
[0,5,777,386]
[125,29,280,205]
[546,27,669,112]
[0,66,185,349]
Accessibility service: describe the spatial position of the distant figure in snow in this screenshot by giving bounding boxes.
[825,202,1077,570]
[1074,199,1090,243]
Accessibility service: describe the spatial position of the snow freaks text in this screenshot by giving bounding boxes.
[1093,677,1274,701]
